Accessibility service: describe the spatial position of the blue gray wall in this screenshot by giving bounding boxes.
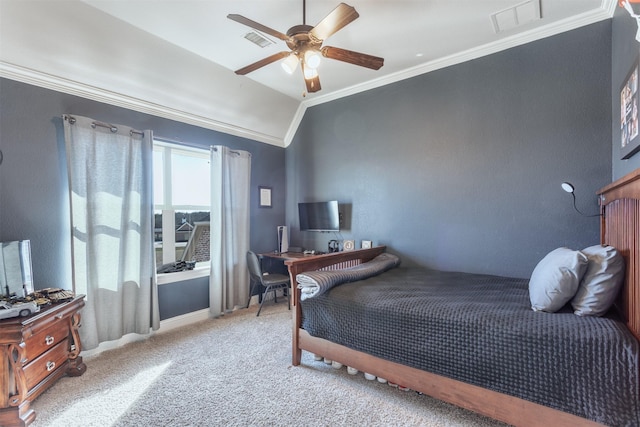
[613,5,640,179]
[0,79,286,320]
[286,21,612,279]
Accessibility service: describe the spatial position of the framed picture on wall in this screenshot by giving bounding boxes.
[621,59,640,159]
[259,186,272,208]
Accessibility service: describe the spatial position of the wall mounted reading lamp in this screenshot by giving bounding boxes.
[561,182,601,217]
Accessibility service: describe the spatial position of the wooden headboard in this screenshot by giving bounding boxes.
[598,168,640,341]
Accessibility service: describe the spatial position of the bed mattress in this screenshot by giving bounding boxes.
[300,267,640,426]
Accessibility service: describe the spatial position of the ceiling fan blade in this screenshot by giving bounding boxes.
[301,62,322,93]
[227,14,290,42]
[321,46,384,70]
[234,51,291,75]
[309,3,359,41]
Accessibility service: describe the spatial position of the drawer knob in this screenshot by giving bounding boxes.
[46,361,56,372]
[45,335,55,346]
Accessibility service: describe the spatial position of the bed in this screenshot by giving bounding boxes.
[284,168,640,427]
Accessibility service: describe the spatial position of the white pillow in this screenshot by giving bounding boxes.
[571,245,625,316]
[529,247,588,313]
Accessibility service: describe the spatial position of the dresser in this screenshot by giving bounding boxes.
[0,296,86,427]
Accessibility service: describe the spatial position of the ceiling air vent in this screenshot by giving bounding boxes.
[244,31,273,48]
[491,0,541,34]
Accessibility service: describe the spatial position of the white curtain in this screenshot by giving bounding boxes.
[64,114,160,350]
[209,145,251,317]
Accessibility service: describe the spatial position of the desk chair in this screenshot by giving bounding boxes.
[246,251,291,316]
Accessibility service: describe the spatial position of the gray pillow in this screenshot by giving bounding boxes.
[529,247,588,313]
[571,245,625,316]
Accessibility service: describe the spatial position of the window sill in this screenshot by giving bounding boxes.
[157,264,210,285]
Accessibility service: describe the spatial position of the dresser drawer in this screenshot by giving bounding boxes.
[22,321,69,365]
[23,339,70,390]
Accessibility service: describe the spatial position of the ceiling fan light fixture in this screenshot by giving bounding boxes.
[303,66,318,80]
[304,49,321,69]
[281,53,299,74]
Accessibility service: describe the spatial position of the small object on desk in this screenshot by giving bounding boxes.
[303,250,316,255]
[343,239,355,251]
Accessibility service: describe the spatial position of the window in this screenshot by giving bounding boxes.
[153,141,210,270]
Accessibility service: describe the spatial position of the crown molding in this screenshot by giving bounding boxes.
[298,4,614,112]
[2,1,616,150]
[284,103,308,147]
[0,62,285,148]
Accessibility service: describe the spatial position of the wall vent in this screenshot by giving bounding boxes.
[244,31,273,48]
[491,0,541,34]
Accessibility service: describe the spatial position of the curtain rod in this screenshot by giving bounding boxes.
[92,120,144,137]
[64,117,245,156]
[65,115,144,137]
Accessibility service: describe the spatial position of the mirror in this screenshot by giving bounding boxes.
[0,240,34,298]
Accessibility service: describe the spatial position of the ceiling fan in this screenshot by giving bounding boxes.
[227,1,384,94]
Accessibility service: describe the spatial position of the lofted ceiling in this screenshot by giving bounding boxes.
[0,0,618,147]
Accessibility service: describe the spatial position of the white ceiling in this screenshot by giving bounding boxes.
[0,1,617,146]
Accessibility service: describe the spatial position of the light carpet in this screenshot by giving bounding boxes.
[31,303,508,427]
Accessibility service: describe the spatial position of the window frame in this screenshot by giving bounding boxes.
[153,140,211,284]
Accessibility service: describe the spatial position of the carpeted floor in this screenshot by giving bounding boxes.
[30,303,508,427]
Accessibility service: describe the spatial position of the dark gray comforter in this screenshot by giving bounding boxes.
[300,267,640,426]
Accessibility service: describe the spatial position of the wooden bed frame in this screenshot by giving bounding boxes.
[285,168,640,427]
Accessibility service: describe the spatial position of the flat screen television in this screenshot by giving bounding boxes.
[298,201,339,232]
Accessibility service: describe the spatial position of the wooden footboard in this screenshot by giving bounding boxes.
[284,246,385,365]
